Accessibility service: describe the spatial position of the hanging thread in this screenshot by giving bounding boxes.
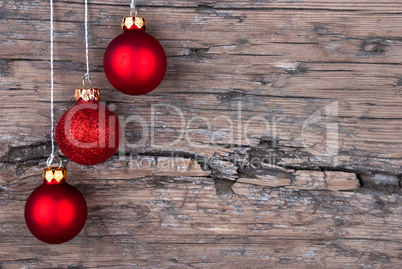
[47,0,55,167]
[130,0,137,16]
[84,0,89,77]
[84,0,91,82]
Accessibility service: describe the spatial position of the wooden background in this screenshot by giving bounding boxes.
[1,0,402,267]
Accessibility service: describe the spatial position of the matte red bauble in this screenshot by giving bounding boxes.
[103,16,167,95]
[56,88,121,165]
[25,167,87,244]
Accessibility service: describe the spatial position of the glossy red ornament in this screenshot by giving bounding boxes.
[25,167,87,244]
[56,88,121,165]
[103,16,167,95]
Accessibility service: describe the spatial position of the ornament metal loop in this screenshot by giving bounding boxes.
[130,9,138,16]
[82,76,93,89]
[47,155,63,168]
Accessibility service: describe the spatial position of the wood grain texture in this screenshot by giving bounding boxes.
[1,174,402,268]
[1,0,402,268]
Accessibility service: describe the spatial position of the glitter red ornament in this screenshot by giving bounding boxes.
[56,86,121,165]
[25,165,87,244]
[103,16,167,95]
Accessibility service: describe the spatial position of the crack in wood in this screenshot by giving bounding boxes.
[181,47,211,63]
[1,141,399,194]
[358,39,388,56]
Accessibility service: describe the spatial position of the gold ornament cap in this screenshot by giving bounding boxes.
[43,167,67,183]
[122,16,146,31]
[75,88,100,102]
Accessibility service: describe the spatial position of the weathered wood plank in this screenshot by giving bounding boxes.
[238,169,359,191]
[1,0,402,267]
[2,2,402,174]
[1,176,402,267]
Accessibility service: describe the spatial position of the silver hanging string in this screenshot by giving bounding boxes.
[84,0,90,80]
[47,0,55,167]
[130,0,137,16]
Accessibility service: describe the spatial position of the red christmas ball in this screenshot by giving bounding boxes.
[25,167,87,244]
[56,88,121,165]
[103,16,167,95]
